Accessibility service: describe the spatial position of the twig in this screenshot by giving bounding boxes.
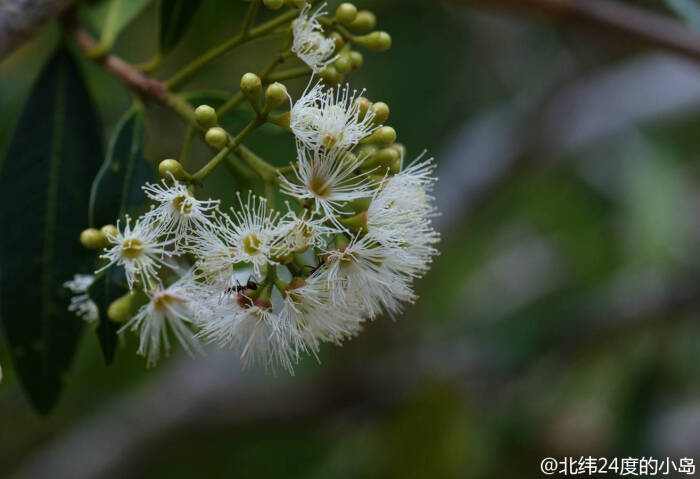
[454,0,700,63]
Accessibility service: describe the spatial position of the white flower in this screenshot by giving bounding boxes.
[280,146,376,225]
[290,81,378,151]
[98,215,173,290]
[317,235,416,319]
[191,193,281,280]
[291,3,337,73]
[273,207,338,255]
[366,154,440,276]
[63,274,98,322]
[119,273,200,367]
[142,178,219,246]
[278,276,364,357]
[195,289,295,374]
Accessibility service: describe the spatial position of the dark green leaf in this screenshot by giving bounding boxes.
[0,48,103,414]
[158,0,203,55]
[78,0,155,39]
[88,268,128,365]
[89,105,153,228]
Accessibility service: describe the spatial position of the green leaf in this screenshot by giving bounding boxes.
[88,268,128,365]
[89,105,153,228]
[158,0,204,55]
[666,0,700,32]
[0,48,103,414]
[79,0,154,39]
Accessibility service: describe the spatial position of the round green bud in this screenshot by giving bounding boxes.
[100,224,118,241]
[355,96,371,120]
[371,102,389,124]
[367,126,396,147]
[329,32,345,49]
[284,0,306,7]
[335,3,358,25]
[350,10,376,30]
[333,54,352,74]
[349,51,363,70]
[319,65,339,84]
[205,127,229,149]
[263,0,284,9]
[265,82,288,110]
[158,159,187,180]
[355,31,391,51]
[374,147,399,167]
[389,155,401,174]
[240,72,262,93]
[389,142,406,159]
[80,228,105,250]
[107,293,135,323]
[194,104,217,129]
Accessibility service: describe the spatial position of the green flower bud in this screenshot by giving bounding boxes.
[349,51,363,70]
[240,72,262,109]
[205,127,229,149]
[264,82,288,111]
[374,147,399,167]
[333,54,352,74]
[284,0,306,7]
[354,31,391,51]
[80,228,106,250]
[158,159,187,180]
[335,3,358,25]
[194,104,217,129]
[389,142,406,159]
[268,111,291,131]
[319,65,340,84]
[100,224,118,241]
[362,126,396,147]
[355,96,371,120]
[371,102,389,125]
[107,292,135,323]
[349,10,376,30]
[263,0,284,9]
[329,32,345,49]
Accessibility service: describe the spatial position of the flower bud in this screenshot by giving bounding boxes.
[205,127,229,149]
[268,111,291,131]
[264,82,288,110]
[107,292,135,323]
[80,228,106,250]
[335,3,358,25]
[362,126,396,147]
[389,142,406,159]
[354,31,391,51]
[374,147,399,167]
[333,54,352,74]
[158,159,187,180]
[100,224,118,241]
[240,72,262,109]
[263,0,284,9]
[349,10,376,30]
[355,96,371,120]
[284,0,306,7]
[349,51,363,70]
[371,102,389,125]
[194,104,217,129]
[319,65,340,84]
[329,31,345,49]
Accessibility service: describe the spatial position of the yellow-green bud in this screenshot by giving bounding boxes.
[107,292,135,323]
[265,82,288,110]
[329,31,345,49]
[349,10,376,30]
[335,3,358,25]
[333,54,352,74]
[349,51,363,70]
[194,104,217,129]
[100,224,118,241]
[263,0,284,9]
[355,96,371,120]
[284,0,306,7]
[355,31,391,52]
[240,72,262,108]
[319,65,340,84]
[374,147,399,167]
[80,228,105,250]
[205,127,229,149]
[363,126,396,147]
[390,142,406,159]
[158,159,187,180]
[371,102,389,125]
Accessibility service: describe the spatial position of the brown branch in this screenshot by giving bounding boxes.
[455,0,700,62]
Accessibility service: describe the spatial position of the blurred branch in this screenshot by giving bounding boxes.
[451,0,700,62]
[0,0,80,58]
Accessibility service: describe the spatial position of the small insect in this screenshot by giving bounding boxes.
[302,261,324,276]
[225,277,258,294]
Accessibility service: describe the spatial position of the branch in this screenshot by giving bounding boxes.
[454,0,700,62]
[0,0,79,58]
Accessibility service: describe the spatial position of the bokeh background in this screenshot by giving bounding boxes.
[3,0,700,477]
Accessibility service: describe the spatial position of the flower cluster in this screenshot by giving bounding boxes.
[66,2,439,373]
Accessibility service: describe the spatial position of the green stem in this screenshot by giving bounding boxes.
[216,91,245,117]
[137,53,163,73]
[235,144,278,181]
[192,118,263,181]
[88,0,123,58]
[166,9,299,90]
[267,66,312,82]
[179,124,196,165]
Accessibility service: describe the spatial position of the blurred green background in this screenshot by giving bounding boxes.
[3,0,700,477]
